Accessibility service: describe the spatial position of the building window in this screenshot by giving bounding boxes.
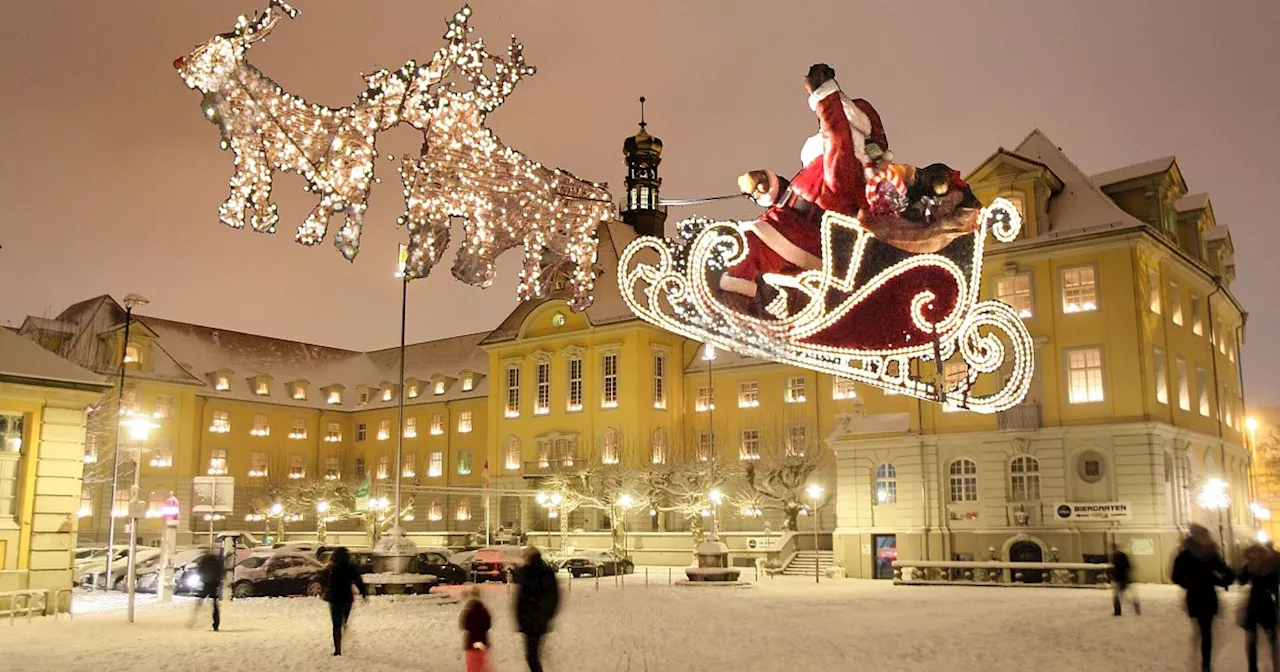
[652,352,667,409]
[1229,333,1237,363]
[209,410,230,434]
[406,381,420,399]
[112,489,131,518]
[214,373,230,391]
[505,438,521,471]
[875,463,897,504]
[434,379,446,396]
[1066,347,1104,403]
[358,388,370,405]
[250,414,270,437]
[696,386,714,412]
[325,422,342,443]
[1196,366,1211,417]
[535,361,551,415]
[1191,295,1203,335]
[356,423,367,442]
[428,500,443,522]
[786,424,808,456]
[697,431,715,462]
[738,381,760,408]
[1176,357,1190,411]
[1147,267,1161,314]
[602,353,619,408]
[462,374,475,392]
[567,357,584,411]
[401,455,416,478]
[785,376,807,403]
[377,419,391,441]
[120,387,139,416]
[1061,265,1098,313]
[1169,281,1183,326]
[505,365,521,418]
[1009,455,1041,501]
[1217,320,1226,354]
[289,453,305,479]
[430,414,444,435]
[148,438,172,468]
[255,378,270,396]
[404,417,417,438]
[428,452,443,478]
[739,429,760,461]
[456,499,472,521]
[292,382,307,400]
[376,455,390,480]
[833,378,857,400]
[458,411,473,433]
[326,389,342,405]
[208,448,227,475]
[354,457,366,478]
[651,428,667,465]
[601,428,620,465]
[124,342,142,364]
[1225,389,1234,427]
[324,456,340,480]
[78,490,93,518]
[996,272,1033,319]
[1154,347,1169,405]
[948,459,978,503]
[154,395,173,419]
[248,451,268,478]
[458,450,473,476]
[289,418,307,440]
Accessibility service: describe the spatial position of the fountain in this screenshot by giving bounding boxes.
[365,527,436,595]
[684,539,743,583]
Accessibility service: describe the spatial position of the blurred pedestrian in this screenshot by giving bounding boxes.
[1172,524,1235,672]
[188,547,224,631]
[514,547,560,672]
[1110,543,1140,616]
[1238,543,1280,672]
[323,547,368,656]
[460,586,493,672]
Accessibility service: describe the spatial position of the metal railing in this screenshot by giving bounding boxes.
[893,560,1112,588]
[1,590,49,624]
[521,457,583,475]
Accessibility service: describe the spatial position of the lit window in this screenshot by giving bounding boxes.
[942,361,968,412]
[602,428,620,465]
[292,383,307,400]
[1225,389,1234,427]
[602,353,619,408]
[567,357,584,411]
[215,374,230,391]
[738,381,760,408]
[535,362,551,415]
[786,424,808,456]
[406,381,420,399]
[456,499,472,521]
[354,457,366,478]
[1061,265,1098,313]
[1009,456,1040,501]
[208,448,227,475]
[324,422,342,443]
[84,433,98,464]
[326,389,342,405]
[376,456,390,480]
[1169,281,1183,326]
[430,414,444,435]
[697,431,715,462]
[785,376,807,404]
[1154,347,1168,405]
[1066,348,1104,403]
[428,452,443,477]
[1196,366,1210,417]
[324,456,340,480]
[356,423,367,441]
[289,418,307,440]
[209,410,230,434]
[112,489,131,518]
[505,438,521,471]
[124,342,141,364]
[121,387,139,415]
[996,273,1033,319]
[652,353,667,409]
[289,453,305,480]
[1229,333,1237,363]
[739,429,760,461]
[153,395,173,420]
[248,451,268,477]
[458,450,472,476]
[377,419,391,441]
[1176,357,1190,411]
[696,386,714,412]
[428,500,443,521]
[401,455,415,478]
[250,414,270,437]
[382,386,394,402]
[875,463,897,504]
[149,438,173,468]
[1217,320,1226,354]
[833,378,857,400]
[434,380,446,395]
[505,365,521,418]
[1148,267,1161,314]
[78,490,93,518]
[462,375,474,392]
[255,378,269,396]
[948,459,978,502]
[458,411,473,433]
[404,417,417,438]
[651,428,667,465]
[1191,296,1203,335]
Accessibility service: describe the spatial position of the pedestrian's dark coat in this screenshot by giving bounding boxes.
[514,555,560,635]
[1111,550,1133,589]
[196,551,224,588]
[324,560,367,604]
[1238,552,1280,628]
[1172,537,1235,617]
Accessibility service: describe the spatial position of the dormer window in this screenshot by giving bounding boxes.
[124,342,141,364]
[406,379,422,399]
[213,372,231,391]
[459,369,478,392]
[323,385,343,405]
[435,380,446,395]
[357,386,371,405]
[253,376,270,396]
[290,381,308,401]
[381,383,396,402]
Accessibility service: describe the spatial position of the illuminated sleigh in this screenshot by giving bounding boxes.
[618,198,1035,413]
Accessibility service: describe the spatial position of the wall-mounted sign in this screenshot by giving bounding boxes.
[1053,502,1131,521]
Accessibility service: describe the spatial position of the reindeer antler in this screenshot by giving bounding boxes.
[235,0,299,44]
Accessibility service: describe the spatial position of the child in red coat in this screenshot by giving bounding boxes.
[460,587,492,672]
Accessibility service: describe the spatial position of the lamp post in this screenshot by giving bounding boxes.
[709,488,723,541]
[617,493,634,557]
[806,483,824,584]
[393,245,409,527]
[316,500,331,544]
[105,293,148,598]
[122,414,158,623]
[1198,478,1231,555]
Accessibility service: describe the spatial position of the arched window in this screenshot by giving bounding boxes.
[602,428,620,465]
[651,428,667,465]
[948,459,978,502]
[1009,456,1040,501]
[875,463,897,504]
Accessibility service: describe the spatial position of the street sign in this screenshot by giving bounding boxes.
[192,476,235,513]
[1052,501,1131,521]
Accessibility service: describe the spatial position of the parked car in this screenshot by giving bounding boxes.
[454,546,525,582]
[231,551,326,598]
[73,546,128,582]
[565,550,634,578]
[80,548,163,590]
[416,550,467,585]
[172,548,224,595]
[135,548,207,594]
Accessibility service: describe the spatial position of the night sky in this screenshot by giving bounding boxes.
[1,0,1277,403]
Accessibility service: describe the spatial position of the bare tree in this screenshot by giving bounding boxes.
[542,466,650,556]
[639,459,735,545]
[731,420,832,531]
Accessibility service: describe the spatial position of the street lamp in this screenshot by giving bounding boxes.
[617,493,635,557]
[708,489,723,540]
[806,483,824,584]
[1198,478,1231,551]
[106,293,149,603]
[118,413,158,623]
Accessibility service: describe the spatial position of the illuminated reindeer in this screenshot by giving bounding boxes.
[174,0,445,260]
[396,7,614,311]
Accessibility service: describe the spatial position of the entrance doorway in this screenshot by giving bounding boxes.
[873,535,897,579]
[1009,540,1044,583]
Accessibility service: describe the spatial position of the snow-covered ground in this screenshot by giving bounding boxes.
[8,577,1272,671]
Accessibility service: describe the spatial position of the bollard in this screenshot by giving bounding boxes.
[668,567,672,585]
[645,567,649,588]
[595,567,600,592]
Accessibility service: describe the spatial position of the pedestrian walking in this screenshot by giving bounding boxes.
[460,587,493,672]
[188,547,224,631]
[1172,524,1235,672]
[1110,543,1140,616]
[514,547,561,672]
[1238,543,1280,672]
[323,547,368,656]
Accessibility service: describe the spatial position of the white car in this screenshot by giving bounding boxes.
[81,547,163,590]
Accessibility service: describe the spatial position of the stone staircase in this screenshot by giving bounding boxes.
[782,550,834,577]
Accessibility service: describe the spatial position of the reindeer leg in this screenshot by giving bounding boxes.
[218,137,256,230]
[296,194,336,246]
[566,221,600,311]
[517,234,547,302]
[398,156,450,280]
[245,142,279,234]
[451,211,498,288]
[333,202,366,261]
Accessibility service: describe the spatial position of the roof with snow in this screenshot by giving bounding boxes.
[1090,156,1176,188]
[0,327,109,390]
